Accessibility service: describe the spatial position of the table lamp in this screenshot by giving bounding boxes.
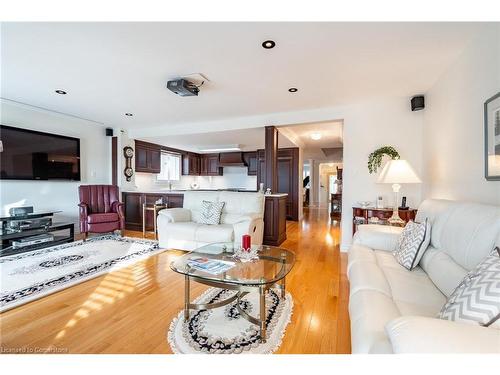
[377,159,421,224]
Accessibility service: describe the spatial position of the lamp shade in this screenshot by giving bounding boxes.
[377,159,421,184]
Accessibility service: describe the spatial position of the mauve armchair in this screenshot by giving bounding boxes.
[78,185,125,240]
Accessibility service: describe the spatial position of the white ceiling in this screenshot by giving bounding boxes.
[278,121,343,148]
[1,22,484,130]
[142,127,295,153]
[278,121,343,161]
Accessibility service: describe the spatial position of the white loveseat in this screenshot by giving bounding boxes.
[157,191,265,251]
[348,199,500,353]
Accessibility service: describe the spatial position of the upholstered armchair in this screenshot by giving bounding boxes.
[78,185,125,239]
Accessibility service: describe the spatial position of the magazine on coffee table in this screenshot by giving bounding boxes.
[187,256,235,275]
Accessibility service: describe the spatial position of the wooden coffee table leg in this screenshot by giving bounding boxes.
[184,275,190,321]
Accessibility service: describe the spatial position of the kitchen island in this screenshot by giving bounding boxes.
[122,190,288,246]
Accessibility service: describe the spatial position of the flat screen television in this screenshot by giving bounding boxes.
[0,125,81,181]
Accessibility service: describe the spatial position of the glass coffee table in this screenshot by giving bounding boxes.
[170,242,295,342]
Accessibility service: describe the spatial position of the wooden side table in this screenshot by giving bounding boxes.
[330,193,342,219]
[142,203,167,239]
[352,206,417,235]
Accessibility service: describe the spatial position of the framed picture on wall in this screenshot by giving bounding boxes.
[484,92,500,180]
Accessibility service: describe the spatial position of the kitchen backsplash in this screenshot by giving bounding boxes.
[134,166,257,191]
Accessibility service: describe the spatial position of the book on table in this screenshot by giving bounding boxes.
[187,256,235,275]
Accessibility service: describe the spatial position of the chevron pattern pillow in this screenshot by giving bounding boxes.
[438,247,500,328]
[199,200,225,225]
[393,219,431,270]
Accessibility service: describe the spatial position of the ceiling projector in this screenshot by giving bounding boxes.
[166,78,199,97]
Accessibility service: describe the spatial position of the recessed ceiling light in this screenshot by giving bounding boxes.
[55,89,67,95]
[125,113,133,117]
[262,40,276,49]
[288,88,298,93]
[310,133,322,140]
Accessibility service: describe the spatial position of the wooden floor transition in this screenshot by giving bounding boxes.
[0,207,350,354]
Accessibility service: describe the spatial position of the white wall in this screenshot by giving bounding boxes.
[340,97,424,250]
[422,24,500,205]
[0,100,111,229]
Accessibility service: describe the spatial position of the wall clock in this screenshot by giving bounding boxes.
[123,146,134,182]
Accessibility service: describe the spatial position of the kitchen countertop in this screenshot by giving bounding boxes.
[122,189,287,198]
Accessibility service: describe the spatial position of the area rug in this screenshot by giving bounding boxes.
[168,287,293,354]
[0,235,162,312]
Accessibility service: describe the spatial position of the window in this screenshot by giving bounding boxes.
[157,152,181,181]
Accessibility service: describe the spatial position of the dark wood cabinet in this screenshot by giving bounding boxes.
[135,147,149,171]
[123,192,184,231]
[243,152,258,176]
[200,154,223,176]
[277,149,299,221]
[167,194,184,208]
[182,153,201,175]
[257,147,299,221]
[149,149,161,172]
[257,149,266,183]
[135,140,161,174]
[200,155,207,175]
[123,192,143,229]
[263,195,287,246]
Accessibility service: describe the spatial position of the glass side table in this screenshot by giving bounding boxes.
[142,203,167,239]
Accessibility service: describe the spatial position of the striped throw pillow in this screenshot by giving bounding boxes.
[199,200,225,225]
[438,247,500,328]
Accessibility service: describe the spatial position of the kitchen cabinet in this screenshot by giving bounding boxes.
[123,192,143,229]
[135,140,161,173]
[263,195,287,246]
[200,154,223,176]
[182,153,201,175]
[257,147,299,221]
[257,149,266,183]
[167,194,184,208]
[243,152,258,176]
[122,192,185,231]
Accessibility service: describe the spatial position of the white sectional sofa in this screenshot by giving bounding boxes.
[348,199,500,353]
[157,191,265,251]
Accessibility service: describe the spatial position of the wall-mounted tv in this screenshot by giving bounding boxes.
[0,125,81,181]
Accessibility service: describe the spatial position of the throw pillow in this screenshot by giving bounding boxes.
[199,200,225,225]
[393,219,431,270]
[438,247,500,328]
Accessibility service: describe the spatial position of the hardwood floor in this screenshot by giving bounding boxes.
[0,207,350,354]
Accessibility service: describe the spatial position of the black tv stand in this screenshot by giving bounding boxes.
[0,211,74,257]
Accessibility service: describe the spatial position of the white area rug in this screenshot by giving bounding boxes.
[0,235,162,312]
[168,287,293,354]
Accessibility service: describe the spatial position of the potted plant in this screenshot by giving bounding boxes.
[368,146,400,174]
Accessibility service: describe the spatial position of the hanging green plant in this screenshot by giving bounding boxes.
[368,146,400,174]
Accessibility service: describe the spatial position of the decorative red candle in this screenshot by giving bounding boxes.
[242,234,251,251]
